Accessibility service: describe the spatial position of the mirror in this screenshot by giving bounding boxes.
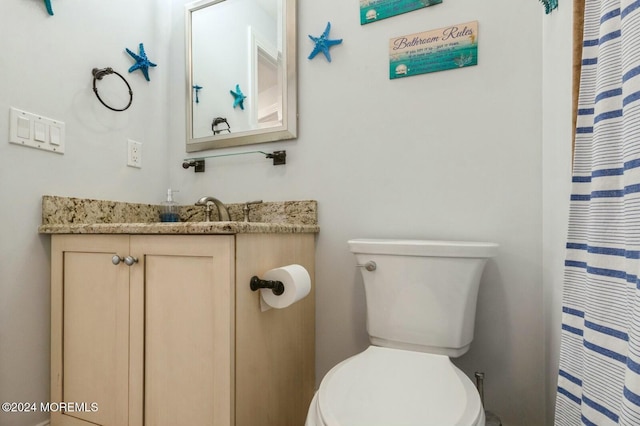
[185,0,297,152]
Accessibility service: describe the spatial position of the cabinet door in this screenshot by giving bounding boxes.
[129,235,235,426]
[51,235,131,426]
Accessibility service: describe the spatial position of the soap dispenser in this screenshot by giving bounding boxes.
[160,189,180,222]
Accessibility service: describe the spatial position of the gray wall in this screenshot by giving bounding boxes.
[170,0,548,424]
[0,0,573,425]
[0,1,170,425]
[542,4,573,424]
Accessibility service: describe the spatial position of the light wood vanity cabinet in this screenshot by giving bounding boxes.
[50,233,315,426]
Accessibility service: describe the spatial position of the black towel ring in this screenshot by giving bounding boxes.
[92,67,133,112]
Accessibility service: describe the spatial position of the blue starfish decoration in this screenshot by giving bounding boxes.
[125,43,157,82]
[193,85,203,103]
[44,0,54,15]
[230,84,246,110]
[539,0,558,13]
[308,22,343,62]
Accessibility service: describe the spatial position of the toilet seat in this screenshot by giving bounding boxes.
[307,346,484,426]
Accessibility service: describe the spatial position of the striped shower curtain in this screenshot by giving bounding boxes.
[555,0,640,425]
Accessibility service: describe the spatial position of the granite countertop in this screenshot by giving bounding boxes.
[38,196,319,235]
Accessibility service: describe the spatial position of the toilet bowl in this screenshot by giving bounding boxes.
[305,346,485,426]
[306,239,497,426]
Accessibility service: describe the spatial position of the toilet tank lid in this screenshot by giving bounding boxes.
[317,346,483,426]
[348,239,499,258]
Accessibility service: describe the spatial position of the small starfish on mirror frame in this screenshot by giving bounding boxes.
[125,43,157,81]
[44,0,54,15]
[230,84,246,110]
[308,22,343,62]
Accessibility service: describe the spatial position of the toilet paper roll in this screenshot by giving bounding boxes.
[260,264,311,312]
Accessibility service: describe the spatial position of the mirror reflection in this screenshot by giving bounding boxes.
[186,0,297,152]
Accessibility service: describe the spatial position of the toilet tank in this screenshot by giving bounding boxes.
[349,239,498,357]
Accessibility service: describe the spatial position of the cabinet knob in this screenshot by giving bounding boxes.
[113,255,138,266]
[124,256,138,266]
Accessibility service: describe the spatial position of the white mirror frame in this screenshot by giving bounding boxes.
[185,0,297,153]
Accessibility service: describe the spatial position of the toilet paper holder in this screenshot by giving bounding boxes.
[250,276,285,296]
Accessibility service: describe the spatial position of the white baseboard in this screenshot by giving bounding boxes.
[34,420,50,426]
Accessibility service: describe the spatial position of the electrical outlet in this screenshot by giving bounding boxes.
[127,139,142,168]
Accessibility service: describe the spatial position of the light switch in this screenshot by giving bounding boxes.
[34,121,47,142]
[50,126,61,145]
[9,107,65,154]
[17,116,30,139]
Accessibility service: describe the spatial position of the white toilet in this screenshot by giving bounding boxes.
[306,238,498,426]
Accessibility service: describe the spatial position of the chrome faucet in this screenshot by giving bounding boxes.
[195,196,230,222]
